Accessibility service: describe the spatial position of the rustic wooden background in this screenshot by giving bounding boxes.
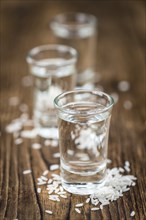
[0,1,146,220]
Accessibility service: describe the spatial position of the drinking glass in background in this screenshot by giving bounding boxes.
[54,90,114,195]
[26,44,77,128]
[50,12,97,87]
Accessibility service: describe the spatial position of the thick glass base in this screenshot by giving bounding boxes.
[62,178,106,195]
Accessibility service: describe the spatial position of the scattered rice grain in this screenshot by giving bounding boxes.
[130,211,135,217]
[60,194,67,198]
[50,164,60,171]
[75,208,81,214]
[67,149,74,155]
[51,140,58,147]
[40,176,48,181]
[31,143,41,150]
[75,203,84,207]
[9,96,20,106]
[42,170,49,176]
[91,207,99,211]
[118,81,130,92]
[124,166,130,172]
[107,159,112,164]
[22,75,33,87]
[123,100,133,110]
[21,129,38,139]
[48,179,53,184]
[15,138,23,145]
[86,197,90,203]
[6,121,22,133]
[53,152,60,158]
[38,127,58,139]
[44,140,51,146]
[45,210,53,215]
[57,191,66,195]
[125,161,130,167]
[23,169,32,175]
[37,181,46,185]
[19,103,28,112]
[37,188,41,193]
[49,195,60,202]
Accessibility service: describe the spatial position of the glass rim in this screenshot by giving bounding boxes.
[54,89,114,116]
[50,12,97,29]
[26,44,77,67]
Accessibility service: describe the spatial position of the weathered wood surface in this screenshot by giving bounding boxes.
[0,1,146,220]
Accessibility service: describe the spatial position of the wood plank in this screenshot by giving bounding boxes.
[17,139,41,220]
[4,135,19,219]
[0,134,11,219]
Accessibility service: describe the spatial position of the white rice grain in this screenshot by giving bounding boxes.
[22,75,33,87]
[19,103,28,112]
[44,140,51,146]
[31,143,41,150]
[118,81,130,92]
[107,159,112,164]
[53,152,60,158]
[67,149,74,155]
[49,195,60,202]
[91,207,99,211]
[75,208,81,214]
[37,188,41,193]
[6,121,22,133]
[123,100,133,110]
[48,179,53,184]
[40,176,48,181]
[119,167,125,173]
[86,198,90,203]
[60,194,67,198]
[42,170,49,176]
[45,210,53,215]
[124,166,130,172]
[37,181,46,186]
[15,138,23,145]
[57,191,66,195]
[38,127,58,139]
[125,161,130,167]
[130,211,135,217]
[23,169,32,175]
[9,96,20,106]
[21,129,38,139]
[50,164,60,171]
[75,203,84,207]
[51,140,58,147]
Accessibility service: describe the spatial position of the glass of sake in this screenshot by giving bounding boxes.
[54,90,114,195]
[26,44,77,127]
[50,12,97,87]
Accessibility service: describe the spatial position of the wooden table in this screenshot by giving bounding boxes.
[0,1,145,219]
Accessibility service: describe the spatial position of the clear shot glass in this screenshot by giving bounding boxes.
[26,44,77,127]
[50,12,97,87]
[54,90,114,195]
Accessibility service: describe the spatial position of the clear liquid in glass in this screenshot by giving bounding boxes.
[58,102,111,194]
[30,58,76,127]
[52,27,96,86]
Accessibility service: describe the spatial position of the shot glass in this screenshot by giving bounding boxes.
[50,12,97,87]
[54,90,114,195]
[26,44,77,127]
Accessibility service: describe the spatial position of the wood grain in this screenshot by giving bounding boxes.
[0,1,146,220]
